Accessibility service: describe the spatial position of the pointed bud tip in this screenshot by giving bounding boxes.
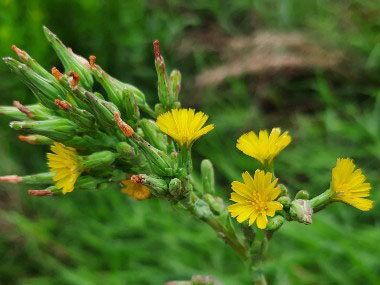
[153,40,161,59]
[89,55,96,68]
[13,100,34,118]
[54,99,72,111]
[114,112,134,137]
[28,189,53,196]
[51,67,63,82]
[0,175,22,184]
[68,71,80,90]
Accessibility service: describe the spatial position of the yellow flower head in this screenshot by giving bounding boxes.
[121,180,151,200]
[156,108,214,146]
[331,158,373,211]
[228,170,283,229]
[237,128,291,166]
[47,142,82,194]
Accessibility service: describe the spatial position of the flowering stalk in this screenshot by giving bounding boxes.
[0,27,375,284]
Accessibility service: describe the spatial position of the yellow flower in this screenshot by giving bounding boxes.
[47,142,82,194]
[156,108,214,146]
[121,180,151,200]
[331,158,373,211]
[236,128,291,166]
[228,170,283,229]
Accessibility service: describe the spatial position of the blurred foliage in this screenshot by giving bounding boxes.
[1,0,380,284]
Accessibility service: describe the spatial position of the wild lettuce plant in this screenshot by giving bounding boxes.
[0,27,373,284]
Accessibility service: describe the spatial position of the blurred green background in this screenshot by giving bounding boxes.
[1,0,380,284]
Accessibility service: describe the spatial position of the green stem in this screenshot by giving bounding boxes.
[310,189,333,213]
[183,191,248,260]
[250,230,268,285]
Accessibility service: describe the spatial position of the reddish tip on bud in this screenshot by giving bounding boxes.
[153,40,161,60]
[0,175,22,184]
[13,100,34,118]
[89,55,96,68]
[114,112,134,137]
[68,71,80,90]
[54,99,72,111]
[28,190,53,196]
[11,45,28,62]
[18,135,36,144]
[131,175,143,184]
[51,66,63,82]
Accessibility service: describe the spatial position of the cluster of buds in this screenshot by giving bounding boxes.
[0,27,374,283]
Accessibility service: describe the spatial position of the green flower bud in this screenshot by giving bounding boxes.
[21,172,54,184]
[83,90,119,131]
[169,69,181,101]
[54,99,95,130]
[75,176,107,191]
[10,119,77,141]
[43,26,94,90]
[11,45,55,80]
[169,178,183,198]
[28,186,62,196]
[290,199,313,224]
[295,190,310,200]
[201,159,215,194]
[134,174,168,197]
[18,135,54,145]
[0,103,55,121]
[278,184,289,196]
[82,151,119,169]
[203,194,225,215]
[131,133,174,177]
[277,196,291,209]
[194,199,213,220]
[116,142,136,158]
[89,61,154,116]
[267,215,285,231]
[153,40,175,110]
[154,103,166,116]
[122,88,140,124]
[3,57,64,108]
[140,119,167,151]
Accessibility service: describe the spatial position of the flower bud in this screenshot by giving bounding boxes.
[132,174,168,197]
[295,190,310,200]
[194,199,213,220]
[18,135,54,145]
[277,196,291,209]
[267,215,285,231]
[131,133,175,177]
[290,199,313,224]
[75,176,107,191]
[54,99,95,130]
[153,40,176,111]
[201,159,215,194]
[11,45,55,80]
[140,119,167,151]
[122,88,140,124]
[21,172,55,184]
[82,151,118,169]
[203,194,225,215]
[10,119,77,141]
[169,178,183,198]
[169,69,181,101]
[89,59,154,116]
[83,90,119,131]
[3,57,64,108]
[43,26,94,90]
[116,142,136,158]
[278,184,289,196]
